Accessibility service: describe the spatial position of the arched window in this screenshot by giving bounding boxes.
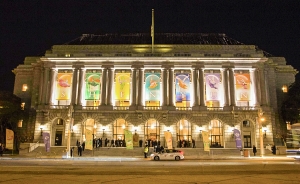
[144,119,160,143]
[210,120,223,148]
[176,120,192,147]
[113,119,128,140]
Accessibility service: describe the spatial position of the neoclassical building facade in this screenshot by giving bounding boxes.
[13,33,297,150]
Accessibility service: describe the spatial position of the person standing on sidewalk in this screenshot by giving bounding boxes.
[0,143,3,156]
[252,145,257,156]
[144,145,149,158]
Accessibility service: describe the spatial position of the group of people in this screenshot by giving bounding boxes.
[93,138,127,148]
[177,139,196,148]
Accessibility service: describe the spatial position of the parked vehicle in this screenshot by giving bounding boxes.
[150,149,184,161]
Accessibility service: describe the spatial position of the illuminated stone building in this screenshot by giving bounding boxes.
[13,33,297,150]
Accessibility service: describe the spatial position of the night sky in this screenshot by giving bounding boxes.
[1,1,300,92]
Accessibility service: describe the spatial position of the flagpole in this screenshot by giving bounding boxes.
[151,9,154,53]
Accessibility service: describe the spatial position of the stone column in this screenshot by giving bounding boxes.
[38,68,44,104]
[42,67,50,104]
[259,68,267,106]
[138,68,144,106]
[77,68,85,105]
[162,68,168,106]
[199,68,205,107]
[107,68,114,106]
[101,68,107,105]
[71,68,78,105]
[229,68,236,106]
[222,68,229,107]
[48,68,57,105]
[169,68,175,106]
[250,69,259,106]
[130,68,137,106]
[192,68,198,106]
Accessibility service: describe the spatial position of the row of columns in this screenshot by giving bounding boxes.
[39,65,268,108]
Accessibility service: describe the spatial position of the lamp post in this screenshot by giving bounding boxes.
[67,105,73,158]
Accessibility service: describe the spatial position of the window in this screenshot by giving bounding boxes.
[243,120,251,127]
[144,119,160,142]
[21,102,25,110]
[176,120,192,147]
[113,119,128,140]
[282,85,288,93]
[56,119,64,125]
[210,120,223,148]
[22,84,28,91]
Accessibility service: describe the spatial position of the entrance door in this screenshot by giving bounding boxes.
[55,131,63,146]
[244,135,251,148]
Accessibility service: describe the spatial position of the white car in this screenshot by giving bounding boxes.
[150,149,184,161]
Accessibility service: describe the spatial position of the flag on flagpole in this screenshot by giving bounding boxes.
[233,129,242,150]
[202,131,210,152]
[164,131,173,149]
[42,132,51,152]
[85,129,93,150]
[6,129,14,150]
[124,130,133,149]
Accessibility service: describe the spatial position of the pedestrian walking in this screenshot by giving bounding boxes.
[252,145,257,156]
[77,142,82,156]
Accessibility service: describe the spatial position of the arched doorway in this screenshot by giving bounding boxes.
[113,119,128,142]
[176,119,192,147]
[210,119,223,148]
[52,118,65,146]
[144,119,160,146]
[82,118,96,143]
[241,120,254,148]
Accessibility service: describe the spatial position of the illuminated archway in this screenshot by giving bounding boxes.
[176,119,192,148]
[144,119,160,143]
[209,119,223,148]
[113,119,128,141]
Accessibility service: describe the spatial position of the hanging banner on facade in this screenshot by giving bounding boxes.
[115,73,131,101]
[235,73,251,101]
[202,131,210,152]
[56,73,73,100]
[133,132,139,147]
[233,129,242,149]
[145,73,161,101]
[205,73,221,101]
[175,73,191,102]
[164,131,173,149]
[42,132,50,152]
[85,73,101,100]
[85,129,93,150]
[124,130,133,149]
[6,129,14,150]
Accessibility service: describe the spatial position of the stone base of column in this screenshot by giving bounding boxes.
[129,106,137,110]
[168,106,176,111]
[137,106,144,110]
[192,106,200,110]
[162,106,169,110]
[223,106,233,111]
[199,106,207,111]
[99,105,113,110]
[74,105,82,110]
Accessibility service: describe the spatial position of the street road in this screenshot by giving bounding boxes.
[0,158,299,184]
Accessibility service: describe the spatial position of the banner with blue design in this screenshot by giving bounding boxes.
[42,132,50,152]
[233,129,242,149]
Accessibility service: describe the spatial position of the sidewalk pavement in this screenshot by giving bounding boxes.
[0,153,295,161]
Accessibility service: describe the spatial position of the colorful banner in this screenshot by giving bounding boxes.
[85,73,101,100]
[145,73,161,101]
[42,132,50,152]
[85,129,93,150]
[164,131,173,149]
[115,73,131,101]
[233,129,242,150]
[56,73,73,100]
[175,73,191,102]
[6,129,14,150]
[235,73,251,101]
[205,73,221,101]
[124,130,133,149]
[202,131,210,152]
